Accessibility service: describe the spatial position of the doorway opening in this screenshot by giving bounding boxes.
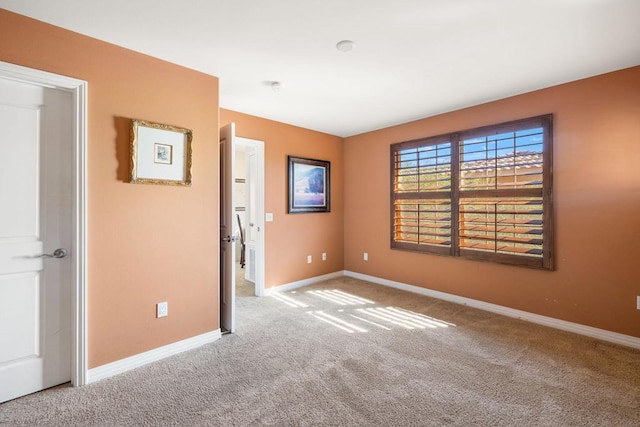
[233,142,258,298]
[219,123,265,333]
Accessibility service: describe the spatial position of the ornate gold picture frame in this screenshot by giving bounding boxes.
[130,119,193,186]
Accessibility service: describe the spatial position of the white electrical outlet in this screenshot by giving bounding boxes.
[307,255,312,264]
[157,301,168,318]
[637,296,640,310]
[322,252,327,261]
[363,252,368,261]
[265,212,274,222]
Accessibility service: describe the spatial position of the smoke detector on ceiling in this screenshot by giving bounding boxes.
[270,81,282,92]
[336,40,355,52]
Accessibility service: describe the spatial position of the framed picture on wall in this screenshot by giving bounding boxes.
[288,156,331,213]
[130,119,193,186]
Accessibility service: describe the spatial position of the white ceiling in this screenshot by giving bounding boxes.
[2,0,639,137]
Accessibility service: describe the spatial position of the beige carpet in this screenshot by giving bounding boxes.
[1,276,638,426]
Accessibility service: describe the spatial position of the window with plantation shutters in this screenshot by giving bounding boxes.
[391,137,454,255]
[391,115,553,270]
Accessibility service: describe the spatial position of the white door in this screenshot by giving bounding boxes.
[0,78,73,403]
[220,123,236,333]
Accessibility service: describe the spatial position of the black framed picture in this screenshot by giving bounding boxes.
[288,156,331,213]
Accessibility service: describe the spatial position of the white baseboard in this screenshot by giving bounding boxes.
[87,329,222,383]
[265,270,345,295]
[344,270,640,350]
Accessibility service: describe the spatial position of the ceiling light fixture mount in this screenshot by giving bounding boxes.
[270,81,282,92]
[336,40,355,52]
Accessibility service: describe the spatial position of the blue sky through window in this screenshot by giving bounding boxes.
[461,128,543,162]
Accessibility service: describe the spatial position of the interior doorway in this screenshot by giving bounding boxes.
[233,142,257,297]
[0,61,87,400]
[219,123,265,333]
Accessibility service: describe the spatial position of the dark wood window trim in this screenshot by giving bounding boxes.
[390,114,554,270]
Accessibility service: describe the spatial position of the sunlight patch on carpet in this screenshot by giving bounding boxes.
[271,292,309,308]
[305,307,455,333]
[306,290,375,306]
[307,310,369,333]
[348,314,392,330]
[273,288,455,333]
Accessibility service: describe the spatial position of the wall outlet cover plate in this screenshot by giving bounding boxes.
[157,301,168,318]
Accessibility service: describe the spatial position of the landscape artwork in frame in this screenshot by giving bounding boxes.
[288,156,330,213]
[130,119,193,186]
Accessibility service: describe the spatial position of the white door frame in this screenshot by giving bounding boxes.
[0,61,88,386]
[235,136,265,297]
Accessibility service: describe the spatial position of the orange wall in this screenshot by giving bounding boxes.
[220,110,344,287]
[2,9,637,368]
[0,10,220,367]
[344,66,640,338]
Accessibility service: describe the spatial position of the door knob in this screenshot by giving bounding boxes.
[40,248,68,258]
[221,236,236,243]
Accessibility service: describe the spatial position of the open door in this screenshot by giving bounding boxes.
[219,123,236,333]
[220,123,266,333]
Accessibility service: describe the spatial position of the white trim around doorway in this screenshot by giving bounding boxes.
[0,61,88,386]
